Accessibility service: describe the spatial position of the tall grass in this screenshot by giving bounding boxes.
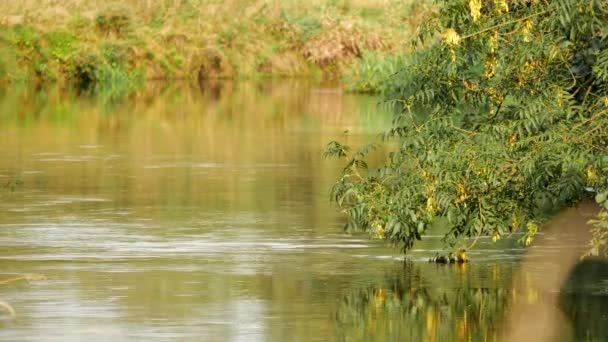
[0,0,429,87]
[343,52,410,93]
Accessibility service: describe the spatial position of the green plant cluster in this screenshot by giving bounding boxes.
[0,0,429,88]
[326,0,608,254]
[0,20,143,93]
[343,52,409,93]
[95,6,132,37]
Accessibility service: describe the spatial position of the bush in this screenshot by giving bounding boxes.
[47,30,78,62]
[101,41,130,66]
[71,52,100,88]
[327,0,608,253]
[344,52,408,93]
[96,7,132,37]
[280,11,322,42]
[5,24,38,49]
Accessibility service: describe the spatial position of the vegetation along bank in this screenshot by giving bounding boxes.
[0,0,430,89]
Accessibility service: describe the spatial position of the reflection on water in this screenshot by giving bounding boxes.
[560,258,608,341]
[336,206,607,342]
[0,81,606,341]
[336,262,511,341]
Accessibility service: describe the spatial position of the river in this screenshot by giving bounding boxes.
[0,81,606,341]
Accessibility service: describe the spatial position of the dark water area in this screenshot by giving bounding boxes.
[0,81,606,341]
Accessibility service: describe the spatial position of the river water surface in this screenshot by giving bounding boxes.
[0,81,606,341]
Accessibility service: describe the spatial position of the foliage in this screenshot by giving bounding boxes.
[279,10,323,42]
[0,42,22,82]
[47,30,79,62]
[0,25,40,82]
[559,257,608,339]
[343,51,409,93]
[2,178,22,192]
[4,24,39,49]
[95,6,133,37]
[586,192,608,257]
[0,0,429,85]
[70,48,143,96]
[336,263,510,340]
[326,0,608,253]
[70,52,100,88]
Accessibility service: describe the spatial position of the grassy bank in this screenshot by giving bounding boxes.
[0,0,430,88]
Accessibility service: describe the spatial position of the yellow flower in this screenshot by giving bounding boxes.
[457,249,468,262]
[456,182,468,202]
[514,74,524,88]
[511,214,521,231]
[521,19,534,42]
[372,221,385,239]
[426,197,437,215]
[487,86,503,102]
[492,231,501,242]
[426,187,438,214]
[586,166,599,184]
[556,88,564,107]
[522,60,536,75]
[488,31,498,53]
[494,0,508,13]
[463,80,477,91]
[443,28,461,47]
[469,0,482,22]
[524,221,538,246]
[484,55,497,78]
[422,169,431,180]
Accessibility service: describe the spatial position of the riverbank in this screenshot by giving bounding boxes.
[0,0,430,88]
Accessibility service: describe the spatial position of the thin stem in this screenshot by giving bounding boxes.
[461,10,552,41]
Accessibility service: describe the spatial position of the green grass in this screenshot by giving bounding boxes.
[0,0,431,89]
[343,52,410,93]
[47,30,79,62]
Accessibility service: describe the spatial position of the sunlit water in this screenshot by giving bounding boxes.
[0,81,606,341]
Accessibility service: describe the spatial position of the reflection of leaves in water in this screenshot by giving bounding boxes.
[2,179,22,192]
[559,258,608,341]
[334,262,510,341]
[334,259,608,341]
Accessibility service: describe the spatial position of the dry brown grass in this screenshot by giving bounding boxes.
[302,20,387,66]
[0,0,428,82]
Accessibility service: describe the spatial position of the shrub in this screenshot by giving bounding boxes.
[280,11,322,42]
[71,52,100,88]
[95,7,132,37]
[5,24,39,50]
[327,0,608,253]
[344,52,408,93]
[101,41,130,66]
[47,30,78,62]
